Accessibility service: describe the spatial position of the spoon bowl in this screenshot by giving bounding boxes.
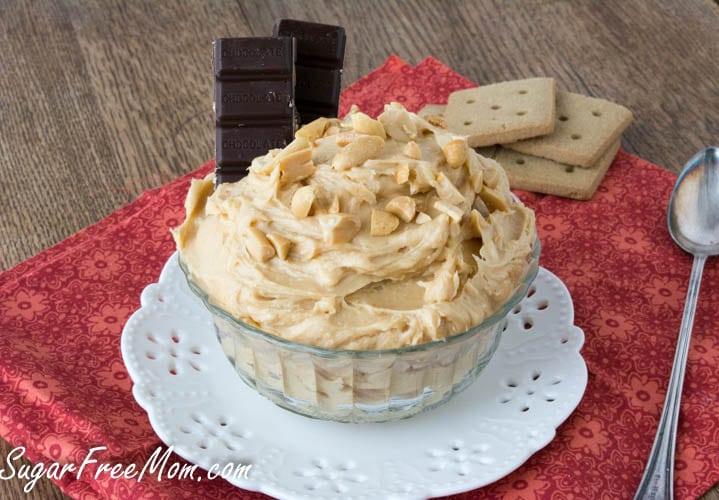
[667,147,719,255]
[636,146,719,500]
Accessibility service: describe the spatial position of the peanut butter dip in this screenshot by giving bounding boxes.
[173,103,537,350]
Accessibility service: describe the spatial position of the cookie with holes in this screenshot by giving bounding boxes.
[445,78,556,147]
[482,140,621,200]
[503,91,632,168]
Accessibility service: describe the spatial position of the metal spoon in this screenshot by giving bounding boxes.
[635,147,719,500]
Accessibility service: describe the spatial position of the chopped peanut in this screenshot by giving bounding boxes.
[319,214,361,245]
[332,135,385,170]
[415,212,432,225]
[351,112,386,138]
[267,233,292,260]
[291,185,315,218]
[280,159,315,186]
[425,115,447,128]
[296,117,330,142]
[385,196,416,222]
[409,162,434,194]
[246,227,275,262]
[443,139,468,168]
[396,162,410,184]
[371,209,400,236]
[402,141,421,160]
[255,138,308,175]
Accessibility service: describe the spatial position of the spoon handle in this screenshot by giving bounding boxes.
[634,254,706,500]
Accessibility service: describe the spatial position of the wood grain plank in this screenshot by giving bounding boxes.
[0,0,128,270]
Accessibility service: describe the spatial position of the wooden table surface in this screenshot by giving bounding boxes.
[1,0,718,498]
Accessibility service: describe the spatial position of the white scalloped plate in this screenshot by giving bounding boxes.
[121,253,587,499]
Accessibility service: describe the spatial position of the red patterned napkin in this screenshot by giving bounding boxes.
[1,56,718,499]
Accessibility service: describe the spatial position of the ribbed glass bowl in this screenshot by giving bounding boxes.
[179,236,540,423]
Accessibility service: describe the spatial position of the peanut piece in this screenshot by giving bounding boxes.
[267,233,292,260]
[246,227,275,262]
[256,137,311,175]
[425,115,447,128]
[280,158,315,186]
[415,212,432,225]
[296,117,330,142]
[402,141,421,160]
[396,162,410,184]
[351,112,386,138]
[291,185,315,218]
[409,162,434,194]
[385,196,416,222]
[443,139,468,168]
[277,137,310,157]
[332,135,384,170]
[319,213,361,245]
[261,139,315,185]
[371,209,400,236]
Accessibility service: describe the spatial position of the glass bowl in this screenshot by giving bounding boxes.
[179,235,540,423]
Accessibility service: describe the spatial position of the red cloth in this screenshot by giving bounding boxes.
[1,56,718,499]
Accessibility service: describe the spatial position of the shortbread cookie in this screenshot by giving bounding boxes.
[445,78,556,147]
[486,140,621,200]
[504,91,632,168]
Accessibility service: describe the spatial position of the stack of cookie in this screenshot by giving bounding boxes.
[419,78,632,200]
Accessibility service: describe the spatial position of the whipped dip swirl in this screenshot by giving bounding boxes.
[173,103,537,349]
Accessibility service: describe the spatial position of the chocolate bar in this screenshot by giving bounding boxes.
[213,37,296,184]
[273,19,346,124]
